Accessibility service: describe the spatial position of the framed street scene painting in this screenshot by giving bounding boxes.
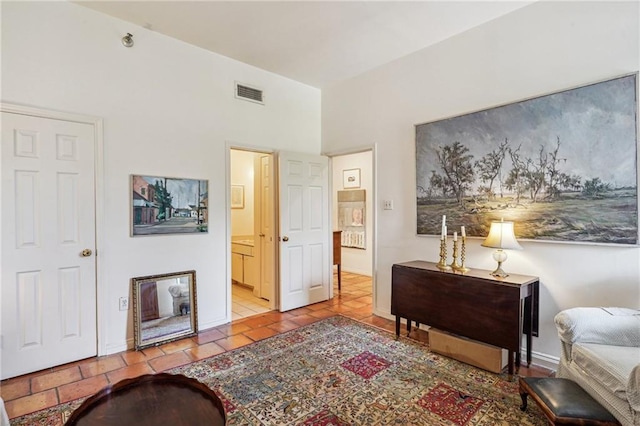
[131,175,208,236]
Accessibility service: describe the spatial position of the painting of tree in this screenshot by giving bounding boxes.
[416,74,638,245]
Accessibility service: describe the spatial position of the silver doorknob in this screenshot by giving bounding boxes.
[81,249,93,257]
[282,236,289,242]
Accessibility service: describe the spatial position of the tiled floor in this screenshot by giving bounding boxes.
[0,271,553,420]
[232,283,271,320]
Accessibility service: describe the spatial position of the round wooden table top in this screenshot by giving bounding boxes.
[65,373,226,426]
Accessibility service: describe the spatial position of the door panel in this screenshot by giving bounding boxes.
[278,152,330,311]
[254,154,275,303]
[1,111,97,379]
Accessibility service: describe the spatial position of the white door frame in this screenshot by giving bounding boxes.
[324,144,378,313]
[0,103,107,355]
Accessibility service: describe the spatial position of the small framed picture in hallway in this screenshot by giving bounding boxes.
[131,174,208,236]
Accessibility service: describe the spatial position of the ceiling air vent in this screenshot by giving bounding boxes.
[235,82,264,105]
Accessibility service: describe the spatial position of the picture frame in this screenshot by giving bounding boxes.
[337,190,366,249]
[415,74,638,245]
[343,168,361,189]
[231,185,245,209]
[132,270,198,350]
[131,175,208,236]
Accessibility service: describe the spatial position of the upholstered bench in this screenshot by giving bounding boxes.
[519,377,620,425]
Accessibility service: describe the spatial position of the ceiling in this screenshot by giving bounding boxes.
[77,1,533,89]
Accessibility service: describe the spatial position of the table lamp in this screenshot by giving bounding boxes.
[481,219,522,278]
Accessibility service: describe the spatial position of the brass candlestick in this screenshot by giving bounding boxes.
[449,239,462,270]
[436,238,451,271]
[454,237,470,273]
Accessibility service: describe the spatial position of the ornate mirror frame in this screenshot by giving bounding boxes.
[132,270,198,350]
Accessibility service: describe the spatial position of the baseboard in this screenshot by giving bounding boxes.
[104,339,132,355]
[341,267,372,276]
[198,317,230,332]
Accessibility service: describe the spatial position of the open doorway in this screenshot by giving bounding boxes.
[331,150,374,293]
[230,148,276,320]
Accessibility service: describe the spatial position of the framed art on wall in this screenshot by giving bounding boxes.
[131,175,208,236]
[343,168,361,189]
[337,189,366,249]
[415,74,638,245]
[231,185,244,209]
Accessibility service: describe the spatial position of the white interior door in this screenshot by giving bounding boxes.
[1,111,97,379]
[255,154,275,304]
[278,151,330,311]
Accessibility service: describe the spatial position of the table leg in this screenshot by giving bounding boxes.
[395,316,400,336]
[406,319,412,334]
[508,351,515,376]
[337,264,341,291]
[525,295,533,366]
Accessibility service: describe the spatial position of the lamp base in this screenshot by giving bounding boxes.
[490,263,509,278]
[490,250,509,278]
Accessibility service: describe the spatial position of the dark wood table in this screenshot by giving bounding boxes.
[65,373,226,425]
[391,260,539,375]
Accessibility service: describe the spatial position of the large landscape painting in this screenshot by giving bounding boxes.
[416,74,638,245]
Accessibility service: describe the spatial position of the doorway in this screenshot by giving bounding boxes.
[229,148,276,320]
[330,150,374,293]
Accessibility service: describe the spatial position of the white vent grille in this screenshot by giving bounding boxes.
[235,82,264,104]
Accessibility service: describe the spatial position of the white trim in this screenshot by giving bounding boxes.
[225,142,233,324]
[0,102,106,356]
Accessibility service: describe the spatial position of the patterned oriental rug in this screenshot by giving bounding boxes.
[11,316,546,425]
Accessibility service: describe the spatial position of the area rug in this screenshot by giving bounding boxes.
[10,316,546,425]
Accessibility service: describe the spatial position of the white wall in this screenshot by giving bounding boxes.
[322,1,640,367]
[332,151,373,275]
[230,150,258,238]
[1,2,321,354]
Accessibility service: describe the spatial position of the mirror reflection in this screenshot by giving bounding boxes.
[132,270,197,350]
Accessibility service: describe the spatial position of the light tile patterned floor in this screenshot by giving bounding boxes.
[0,271,552,420]
[232,284,271,320]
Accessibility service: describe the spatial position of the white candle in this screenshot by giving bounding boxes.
[442,215,446,227]
[453,231,457,242]
[461,226,466,238]
[443,225,447,239]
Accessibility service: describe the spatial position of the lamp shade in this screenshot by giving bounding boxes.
[481,220,522,250]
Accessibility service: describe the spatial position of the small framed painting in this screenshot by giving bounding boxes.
[231,185,245,209]
[343,168,361,189]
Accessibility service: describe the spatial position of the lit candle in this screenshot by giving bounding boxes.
[453,231,457,242]
[461,226,466,238]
